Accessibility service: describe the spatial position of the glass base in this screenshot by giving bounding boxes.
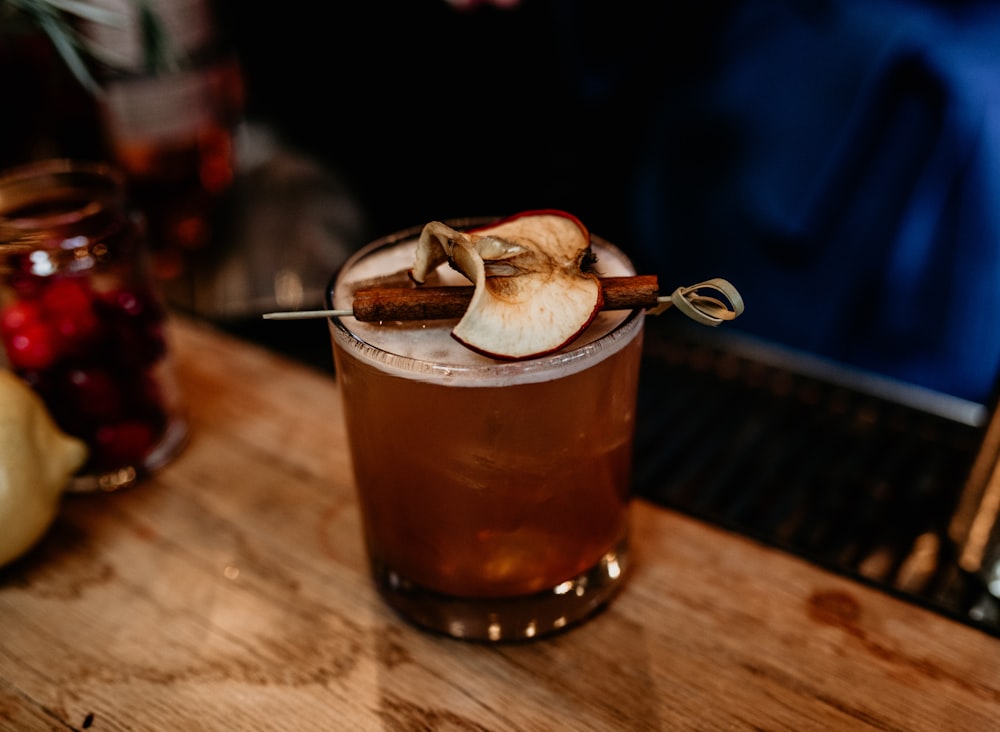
[67,417,190,493]
[371,537,630,642]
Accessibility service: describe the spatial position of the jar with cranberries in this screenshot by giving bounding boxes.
[0,159,188,491]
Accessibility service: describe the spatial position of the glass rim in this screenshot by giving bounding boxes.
[327,218,645,385]
[0,158,126,231]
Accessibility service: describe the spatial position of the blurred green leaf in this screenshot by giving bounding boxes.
[0,0,171,96]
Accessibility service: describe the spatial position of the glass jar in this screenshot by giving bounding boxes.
[0,159,188,491]
[81,0,246,282]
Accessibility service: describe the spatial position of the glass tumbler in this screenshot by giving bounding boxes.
[0,159,188,491]
[328,221,645,641]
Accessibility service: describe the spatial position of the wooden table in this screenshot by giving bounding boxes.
[2,315,999,731]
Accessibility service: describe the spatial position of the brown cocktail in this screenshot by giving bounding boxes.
[328,215,644,641]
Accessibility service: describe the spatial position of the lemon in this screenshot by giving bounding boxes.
[0,370,88,566]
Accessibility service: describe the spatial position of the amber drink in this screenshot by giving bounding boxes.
[328,222,644,641]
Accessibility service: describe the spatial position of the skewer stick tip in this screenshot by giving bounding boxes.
[261,310,352,320]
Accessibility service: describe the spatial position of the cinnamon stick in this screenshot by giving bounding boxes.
[350,275,660,322]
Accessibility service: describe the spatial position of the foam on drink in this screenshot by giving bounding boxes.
[331,231,640,385]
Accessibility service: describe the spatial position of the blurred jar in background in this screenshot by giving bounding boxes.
[81,0,245,282]
[0,159,188,491]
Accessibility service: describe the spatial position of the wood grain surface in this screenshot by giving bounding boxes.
[1,315,999,731]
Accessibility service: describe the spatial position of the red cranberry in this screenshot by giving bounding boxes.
[41,278,100,347]
[4,321,57,370]
[66,368,123,420]
[0,300,44,336]
[95,420,156,467]
[41,277,92,315]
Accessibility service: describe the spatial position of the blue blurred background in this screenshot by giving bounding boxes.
[224,0,1000,404]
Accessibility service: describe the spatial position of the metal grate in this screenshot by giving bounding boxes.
[633,317,1000,637]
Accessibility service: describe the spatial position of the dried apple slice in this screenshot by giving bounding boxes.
[411,210,604,360]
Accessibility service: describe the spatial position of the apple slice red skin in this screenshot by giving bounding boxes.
[411,209,604,361]
[466,209,588,237]
[452,288,605,361]
[462,210,602,360]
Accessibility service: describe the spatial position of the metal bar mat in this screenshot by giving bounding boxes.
[634,319,1000,637]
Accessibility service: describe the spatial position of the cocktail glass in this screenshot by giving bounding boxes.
[327,220,644,641]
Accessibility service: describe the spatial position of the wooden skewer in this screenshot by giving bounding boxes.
[263,276,660,322]
[262,275,743,326]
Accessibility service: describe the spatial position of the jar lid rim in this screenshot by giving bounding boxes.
[0,159,125,188]
[0,159,127,232]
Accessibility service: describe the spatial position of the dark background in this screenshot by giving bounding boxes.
[219,1,728,265]
[4,0,1000,401]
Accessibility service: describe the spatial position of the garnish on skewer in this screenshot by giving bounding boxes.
[263,210,744,360]
[410,211,603,359]
[264,276,740,324]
